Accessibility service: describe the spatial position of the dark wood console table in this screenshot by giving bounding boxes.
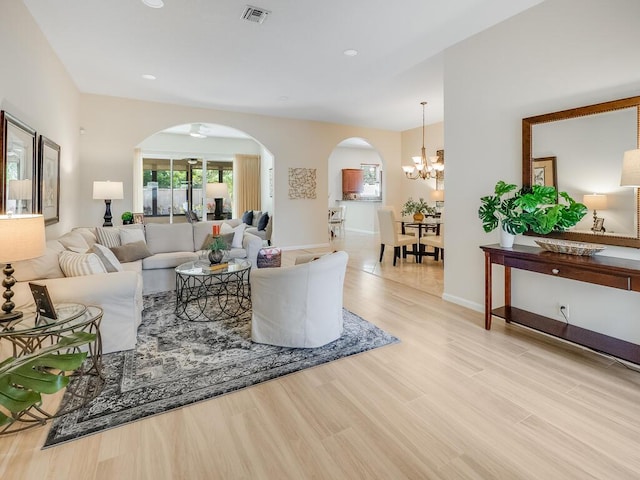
[480,244,640,364]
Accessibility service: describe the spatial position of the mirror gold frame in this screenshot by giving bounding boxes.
[522,95,640,248]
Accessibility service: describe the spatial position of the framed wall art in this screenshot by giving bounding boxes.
[532,156,557,189]
[38,135,60,225]
[1,111,37,214]
[288,167,316,199]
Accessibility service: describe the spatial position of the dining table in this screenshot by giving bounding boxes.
[399,216,442,262]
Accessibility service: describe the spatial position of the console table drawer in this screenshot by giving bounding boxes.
[505,258,631,290]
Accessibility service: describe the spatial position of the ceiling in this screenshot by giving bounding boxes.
[23,0,541,132]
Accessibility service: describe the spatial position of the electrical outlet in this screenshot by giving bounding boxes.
[559,304,570,320]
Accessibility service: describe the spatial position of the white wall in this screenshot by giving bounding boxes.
[0,0,81,239]
[444,0,640,343]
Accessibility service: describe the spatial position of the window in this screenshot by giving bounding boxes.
[142,158,233,219]
[360,163,382,200]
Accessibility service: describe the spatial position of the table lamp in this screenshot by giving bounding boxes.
[0,214,46,322]
[206,182,229,220]
[93,181,124,227]
[583,194,607,232]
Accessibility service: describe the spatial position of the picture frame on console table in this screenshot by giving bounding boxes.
[38,135,61,225]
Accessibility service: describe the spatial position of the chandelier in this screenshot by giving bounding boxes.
[402,101,444,180]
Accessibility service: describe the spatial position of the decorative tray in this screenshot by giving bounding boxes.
[534,238,606,256]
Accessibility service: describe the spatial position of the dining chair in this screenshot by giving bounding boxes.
[377,206,418,266]
[329,205,346,238]
[420,218,444,261]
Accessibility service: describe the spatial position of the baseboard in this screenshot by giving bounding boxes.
[442,292,484,313]
[279,243,330,251]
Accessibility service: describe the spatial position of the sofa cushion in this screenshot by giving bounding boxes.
[257,212,269,231]
[59,251,107,277]
[110,241,153,263]
[120,227,146,245]
[58,231,91,253]
[145,223,194,254]
[96,227,122,248]
[12,240,66,282]
[72,227,98,248]
[142,251,199,270]
[91,243,123,273]
[252,210,262,227]
[242,210,253,225]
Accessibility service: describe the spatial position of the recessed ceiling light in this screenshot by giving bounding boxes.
[142,0,164,8]
[343,49,358,57]
[142,74,156,80]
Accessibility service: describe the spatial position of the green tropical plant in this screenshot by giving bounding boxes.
[208,235,228,252]
[478,180,587,235]
[121,211,134,223]
[401,197,436,217]
[0,331,95,427]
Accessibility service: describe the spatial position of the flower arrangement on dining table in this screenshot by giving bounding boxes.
[401,197,437,221]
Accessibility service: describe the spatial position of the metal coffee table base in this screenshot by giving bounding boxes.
[175,267,251,321]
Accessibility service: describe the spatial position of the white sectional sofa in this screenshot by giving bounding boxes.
[11,219,263,354]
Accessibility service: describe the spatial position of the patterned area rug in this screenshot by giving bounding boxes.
[44,291,398,447]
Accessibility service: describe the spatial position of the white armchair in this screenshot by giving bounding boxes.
[250,251,349,348]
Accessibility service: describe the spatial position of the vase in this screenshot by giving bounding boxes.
[208,250,224,264]
[500,229,515,248]
[413,213,424,222]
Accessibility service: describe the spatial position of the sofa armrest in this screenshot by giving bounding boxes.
[13,271,143,354]
[242,232,264,268]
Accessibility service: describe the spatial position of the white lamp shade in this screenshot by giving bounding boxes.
[0,214,46,263]
[620,149,640,187]
[583,194,607,210]
[93,181,124,200]
[8,179,33,200]
[431,189,444,202]
[206,182,229,199]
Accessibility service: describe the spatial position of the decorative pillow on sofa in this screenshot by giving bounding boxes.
[59,251,107,277]
[257,212,269,231]
[241,210,253,226]
[58,231,91,253]
[91,243,123,273]
[119,227,146,245]
[220,222,247,249]
[257,247,281,268]
[109,241,153,263]
[95,227,122,248]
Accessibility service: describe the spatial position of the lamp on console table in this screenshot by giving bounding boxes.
[206,182,229,220]
[93,181,124,227]
[0,214,45,323]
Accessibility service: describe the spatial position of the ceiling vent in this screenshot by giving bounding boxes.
[241,5,270,24]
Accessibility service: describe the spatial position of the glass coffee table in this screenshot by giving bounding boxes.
[0,303,104,434]
[175,259,252,322]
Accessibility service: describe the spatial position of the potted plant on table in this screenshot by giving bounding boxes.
[401,197,436,222]
[478,180,587,248]
[207,236,229,265]
[121,211,134,225]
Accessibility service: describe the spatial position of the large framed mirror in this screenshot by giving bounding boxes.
[523,95,640,248]
[1,111,37,215]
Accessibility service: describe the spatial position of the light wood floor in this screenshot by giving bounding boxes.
[2,232,640,479]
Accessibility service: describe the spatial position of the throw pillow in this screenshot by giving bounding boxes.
[109,241,153,263]
[220,222,246,249]
[95,227,122,248]
[91,243,123,273]
[57,231,91,253]
[256,247,281,268]
[59,251,107,277]
[257,212,269,231]
[241,210,253,226]
[120,227,146,245]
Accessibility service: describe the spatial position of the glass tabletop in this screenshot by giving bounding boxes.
[176,258,252,277]
[0,303,103,336]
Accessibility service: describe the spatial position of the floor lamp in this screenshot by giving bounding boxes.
[93,181,124,227]
[206,182,229,220]
[0,214,46,322]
